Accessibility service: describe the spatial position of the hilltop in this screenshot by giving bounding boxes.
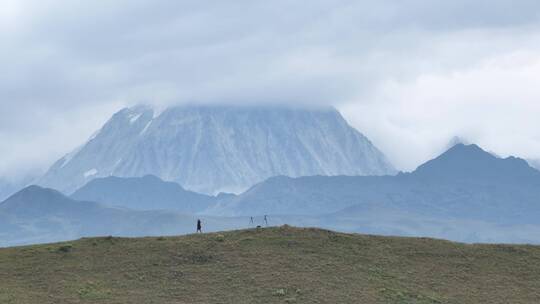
[1,226,540,303]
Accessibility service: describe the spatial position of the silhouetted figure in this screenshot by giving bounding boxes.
[264,215,268,227]
[197,219,202,233]
[250,216,254,225]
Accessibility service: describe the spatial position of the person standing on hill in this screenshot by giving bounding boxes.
[196,219,202,233]
[264,215,268,227]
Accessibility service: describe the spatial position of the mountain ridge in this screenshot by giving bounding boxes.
[71,175,215,213]
[0,185,244,247]
[208,143,540,224]
[5,142,540,245]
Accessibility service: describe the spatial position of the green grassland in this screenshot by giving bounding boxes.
[1,226,540,303]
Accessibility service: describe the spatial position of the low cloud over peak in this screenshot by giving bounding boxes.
[1,0,540,176]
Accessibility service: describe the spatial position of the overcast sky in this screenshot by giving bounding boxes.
[1,0,540,180]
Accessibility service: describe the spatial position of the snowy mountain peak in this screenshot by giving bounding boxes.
[38,104,396,194]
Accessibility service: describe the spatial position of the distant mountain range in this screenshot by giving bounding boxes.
[5,143,540,245]
[0,185,244,247]
[3,102,540,246]
[37,105,395,195]
[207,144,540,225]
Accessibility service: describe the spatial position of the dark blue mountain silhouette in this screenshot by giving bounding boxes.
[412,144,539,180]
[71,175,215,213]
[0,185,241,247]
[210,144,540,225]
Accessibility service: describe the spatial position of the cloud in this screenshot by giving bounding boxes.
[1,0,540,177]
[341,49,540,170]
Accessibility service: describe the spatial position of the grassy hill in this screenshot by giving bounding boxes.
[1,226,540,303]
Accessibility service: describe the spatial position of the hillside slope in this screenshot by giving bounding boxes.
[1,226,540,304]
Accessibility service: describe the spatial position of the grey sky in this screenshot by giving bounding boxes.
[1,0,540,179]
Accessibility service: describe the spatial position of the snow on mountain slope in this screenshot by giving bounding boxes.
[38,104,396,194]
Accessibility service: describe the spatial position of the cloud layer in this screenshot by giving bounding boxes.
[1,0,540,178]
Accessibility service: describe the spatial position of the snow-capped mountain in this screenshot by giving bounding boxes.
[38,104,396,194]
